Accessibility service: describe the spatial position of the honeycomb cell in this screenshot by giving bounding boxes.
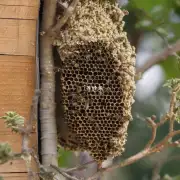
[56,0,136,163]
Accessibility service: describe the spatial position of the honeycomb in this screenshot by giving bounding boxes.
[54,0,136,162]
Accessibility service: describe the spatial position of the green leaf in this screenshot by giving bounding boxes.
[57,146,73,167]
[0,143,13,164]
[163,78,180,89]
[132,0,169,13]
[1,111,24,132]
[160,56,180,80]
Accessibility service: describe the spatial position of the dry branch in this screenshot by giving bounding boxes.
[65,160,96,173]
[145,117,157,149]
[52,0,78,31]
[47,0,79,37]
[87,85,180,179]
[51,164,79,180]
[136,39,180,74]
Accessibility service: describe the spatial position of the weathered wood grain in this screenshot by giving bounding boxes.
[0,55,37,174]
[0,56,35,131]
[0,158,37,173]
[0,19,36,56]
[0,5,38,19]
[0,173,28,180]
[0,0,39,7]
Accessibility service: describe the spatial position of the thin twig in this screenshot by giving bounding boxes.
[89,148,151,179]
[145,117,157,149]
[158,130,180,146]
[156,114,169,127]
[66,160,96,173]
[89,130,180,180]
[169,92,176,133]
[136,39,180,74]
[48,0,79,37]
[20,91,40,179]
[51,165,80,180]
[152,160,164,180]
[168,140,180,147]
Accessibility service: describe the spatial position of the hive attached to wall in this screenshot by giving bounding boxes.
[55,0,136,162]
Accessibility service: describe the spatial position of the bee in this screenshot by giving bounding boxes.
[72,61,79,68]
[86,86,91,92]
[98,85,103,94]
[85,99,90,111]
[76,86,82,93]
[63,105,68,111]
[92,86,97,92]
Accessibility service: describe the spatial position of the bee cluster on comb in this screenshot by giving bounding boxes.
[54,0,136,162]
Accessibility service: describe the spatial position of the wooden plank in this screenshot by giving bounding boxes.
[0,133,37,152]
[0,160,27,173]
[0,133,38,173]
[0,5,38,19]
[0,173,28,180]
[0,55,38,174]
[0,19,36,56]
[0,0,39,7]
[0,158,37,173]
[0,55,36,131]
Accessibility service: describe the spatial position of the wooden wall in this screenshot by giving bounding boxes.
[0,1,40,179]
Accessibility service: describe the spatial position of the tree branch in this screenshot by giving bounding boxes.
[136,39,180,74]
[51,164,80,180]
[40,0,58,167]
[89,129,180,180]
[88,85,180,179]
[47,0,79,37]
[145,116,157,149]
[65,160,96,173]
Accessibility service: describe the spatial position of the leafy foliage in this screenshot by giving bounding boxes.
[1,111,24,132]
[130,0,180,40]
[57,145,73,167]
[126,0,180,79]
[0,143,13,164]
[164,78,180,124]
[163,78,180,89]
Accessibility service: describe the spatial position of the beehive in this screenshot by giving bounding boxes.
[55,0,136,162]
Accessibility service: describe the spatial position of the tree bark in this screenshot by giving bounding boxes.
[40,0,58,167]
